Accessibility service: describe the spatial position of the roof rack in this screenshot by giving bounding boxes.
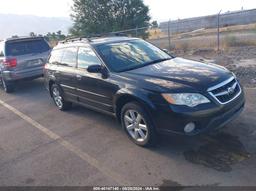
[59,32,128,44]
[89,32,128,39]
[59,36,90,44]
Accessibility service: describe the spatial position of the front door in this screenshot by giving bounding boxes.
[75,46,114,113]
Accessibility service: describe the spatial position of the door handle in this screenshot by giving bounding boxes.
[76,74,82,80]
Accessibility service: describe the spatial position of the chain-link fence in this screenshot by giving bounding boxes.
[111,9,256,55]
[109,9,256,87]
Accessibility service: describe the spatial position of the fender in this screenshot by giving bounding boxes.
[45,72,57,92]
[114,87,157,112]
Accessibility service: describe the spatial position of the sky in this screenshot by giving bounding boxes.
[0,0,255,21]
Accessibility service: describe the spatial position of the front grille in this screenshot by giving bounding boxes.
[208,77,241,104]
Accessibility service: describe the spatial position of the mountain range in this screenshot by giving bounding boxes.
[0,14,73,39]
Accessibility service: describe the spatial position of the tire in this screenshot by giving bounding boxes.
[121,102,157,147]
[1,77,14,93]
[51,84,72,111]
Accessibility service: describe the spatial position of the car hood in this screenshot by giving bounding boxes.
[122,57,233,92]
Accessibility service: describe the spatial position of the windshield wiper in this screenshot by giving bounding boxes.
[144,58,172,66]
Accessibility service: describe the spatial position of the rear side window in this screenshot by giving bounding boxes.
[6,39,50,56]
[61,47,78,67]
[49,49,64,65]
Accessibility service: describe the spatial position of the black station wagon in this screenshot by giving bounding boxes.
[44,36,245,147]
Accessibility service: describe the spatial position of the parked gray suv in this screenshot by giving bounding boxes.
[0,37,51,93]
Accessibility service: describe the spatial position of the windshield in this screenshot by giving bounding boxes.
[96,39,172,72]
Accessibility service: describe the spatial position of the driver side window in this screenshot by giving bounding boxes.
[77,46,101,69]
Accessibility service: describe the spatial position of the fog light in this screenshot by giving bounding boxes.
[184,122,196,133]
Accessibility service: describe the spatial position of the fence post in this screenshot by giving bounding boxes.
[168,19,171,51]
[217,10,222,53]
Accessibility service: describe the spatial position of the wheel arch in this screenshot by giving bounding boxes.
[48,80,55,97]
[114,90,156,123]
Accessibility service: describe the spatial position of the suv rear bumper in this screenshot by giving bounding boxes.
[2,68,43,81]
[153,90,245,136]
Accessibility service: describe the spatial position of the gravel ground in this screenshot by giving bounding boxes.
[177,46,256,88]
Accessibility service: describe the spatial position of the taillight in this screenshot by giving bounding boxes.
[44,63,50,70]
[3,58,17,68]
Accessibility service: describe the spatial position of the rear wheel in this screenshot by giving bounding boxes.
[1,77,14,93]
[121,102,157,147]
[51,84,72,111]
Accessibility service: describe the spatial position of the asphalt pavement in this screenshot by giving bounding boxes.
[0,78,255,186]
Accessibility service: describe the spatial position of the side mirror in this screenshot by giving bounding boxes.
[87,64,102,73]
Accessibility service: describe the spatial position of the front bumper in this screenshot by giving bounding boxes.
[153,90,245,136]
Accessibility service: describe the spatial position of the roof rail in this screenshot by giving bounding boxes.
[59,36,91,44]
[88,32,128,39]
[59,32,128,44]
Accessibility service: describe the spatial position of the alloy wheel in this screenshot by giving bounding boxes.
[124,110,148,142]
[52,87,63,109]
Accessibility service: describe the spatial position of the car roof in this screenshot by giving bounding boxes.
[90,36,138,45]
[4,36,45,43]
[55,36,138,49]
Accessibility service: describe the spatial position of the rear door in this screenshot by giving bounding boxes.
[57,46,78,102]
[45,48,64,87]
[5,38,51,75]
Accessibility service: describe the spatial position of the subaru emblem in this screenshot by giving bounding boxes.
[227,87,235,95]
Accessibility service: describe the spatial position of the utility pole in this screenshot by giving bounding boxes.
[168,19,171,51]
[217,10,222,53]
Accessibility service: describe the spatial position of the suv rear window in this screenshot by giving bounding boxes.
[6,39,50,56]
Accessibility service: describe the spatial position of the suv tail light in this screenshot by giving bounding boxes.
[44,63,50,70]
[3,58,17,68]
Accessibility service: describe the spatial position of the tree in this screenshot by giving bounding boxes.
[151,21,159,28]
[29,32,36,37]
[70,0,151,37]
[44,31,67,47]
[57,30,62,36]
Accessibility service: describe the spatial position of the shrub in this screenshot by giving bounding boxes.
[224,35,238,47]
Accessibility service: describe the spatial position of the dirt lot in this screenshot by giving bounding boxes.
[149,23,256,90]
[174,46,256,88]
[0,78,255,186]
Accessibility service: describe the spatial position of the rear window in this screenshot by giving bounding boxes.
[6,39,50,56]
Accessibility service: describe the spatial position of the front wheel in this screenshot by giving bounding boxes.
[121,102,157,147]
[51,84,72,111]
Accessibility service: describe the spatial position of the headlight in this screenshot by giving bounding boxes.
[162,93,210,107]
